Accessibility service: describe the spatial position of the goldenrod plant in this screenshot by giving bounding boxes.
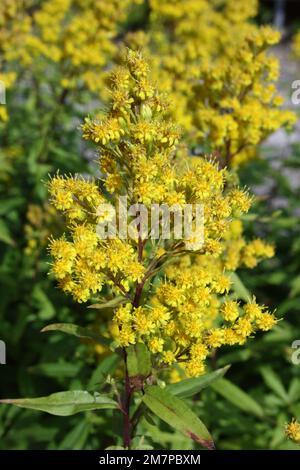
[125,0,296,167]
[0,51,278,449]
[0,0,22,121]
[1,0,141,107]
[1,0,299,452]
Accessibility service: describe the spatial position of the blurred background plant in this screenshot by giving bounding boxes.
[0,0,300,450]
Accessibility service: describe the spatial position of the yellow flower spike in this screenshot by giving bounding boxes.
[0,0,146,124]
[47,49,277,377]
[122,0,295,167]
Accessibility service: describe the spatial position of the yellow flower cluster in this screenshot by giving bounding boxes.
[0,0,26,121]
[124,0,296,167]
[0,0,141,108]
[285,419,300,445]
[150,265,276,376]
[223,220,275,271]
[24,203,59,257]
[49,50,277,377]
[2,0,296,147]
[145,216,275,376]
[82,51,182,207]
[48,173,146,302]
[111,262,277,378]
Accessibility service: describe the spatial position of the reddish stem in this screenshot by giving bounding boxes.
[122,232,145,446]
[123,351,132,449]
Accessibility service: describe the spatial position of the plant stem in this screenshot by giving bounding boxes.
[123,350,132,449]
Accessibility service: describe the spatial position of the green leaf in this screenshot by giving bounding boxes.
[0,219,14,246]
[260,366,288,403]
[105,446,125,450]
[0,197,25,215]
[131,436,154,450]
[28,362,81,379]
[58,419,90,450]
[288,378,300,403]
[290,402,300,417]
[142,386,214,449]
[230,272,251,302]
[290,274,300,298]
[32,285,55,320]
[87,353,120,389]
[0,391,118,416]
[210,378,264,418]
[88,296,125,310]
[41,323,110,347]
[262,322,293,343]
[217,349,251,366]
[167,365,230,398]
[270,413,288,449]
[142,418,191,449]
[127,343,151,378]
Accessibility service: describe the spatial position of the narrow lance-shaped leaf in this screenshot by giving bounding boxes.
[230,272,251,302]
[58,420,90,450]
[88,296,126,310]
[0,390,118,416]
[41,323,110,347]
[28,362,80,379]
[142,386,214,450]
[210,378,264,418]
[167,365,230,398]
[260,366,288,403]
[88,353,120,389]
[0,219,15,246]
